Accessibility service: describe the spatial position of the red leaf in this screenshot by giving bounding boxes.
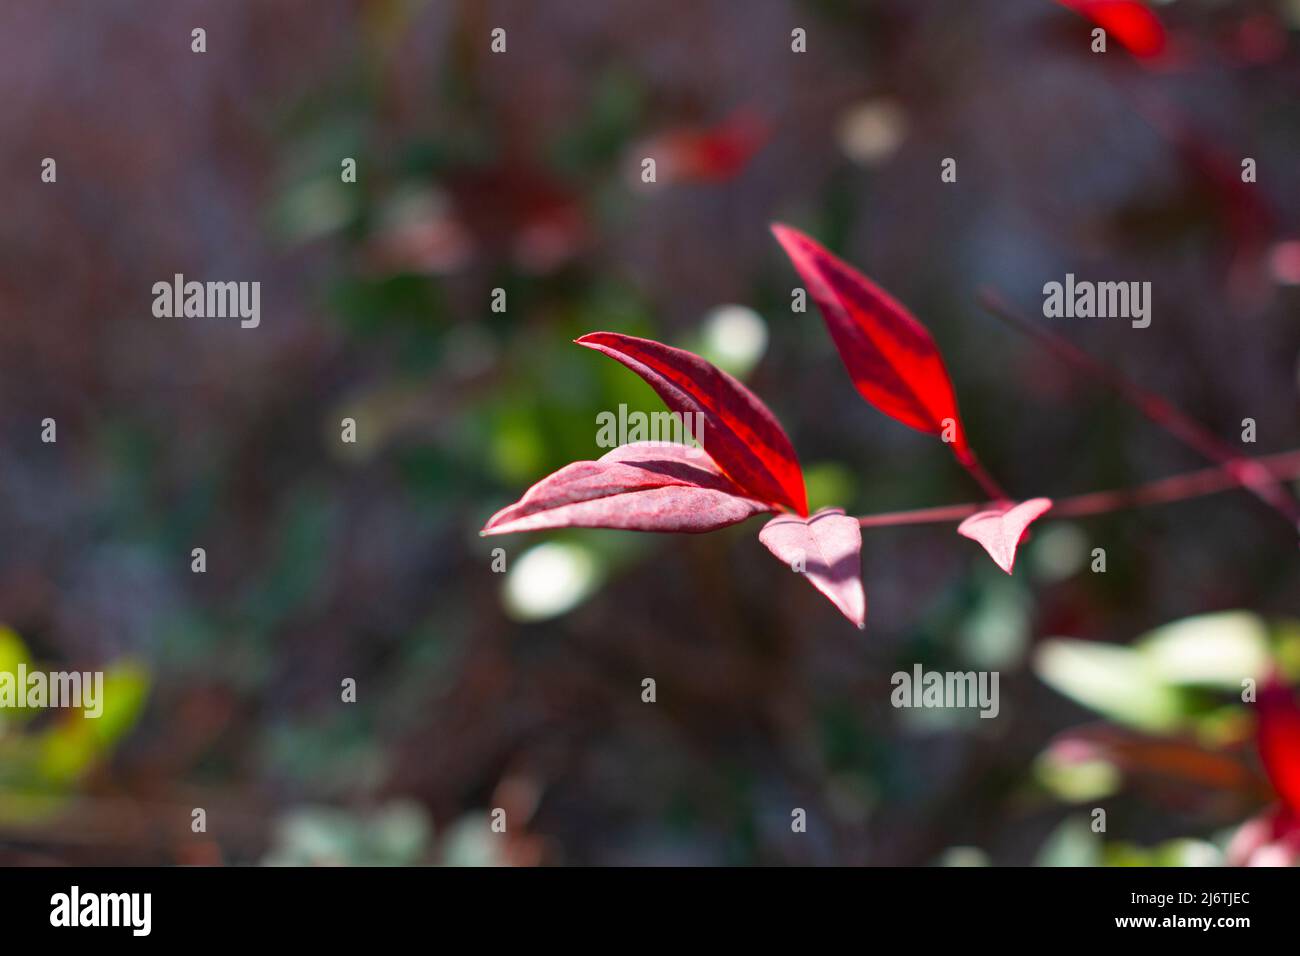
[652,110,769,183]
[1258,681,1300,816]
[759,508,866,629]
[957,498,1053,574]
[482,443,772,536]
[771,224,974,465]
[1055,1,1166,59]
[1049,725,1258,792]
[576,332,808,515]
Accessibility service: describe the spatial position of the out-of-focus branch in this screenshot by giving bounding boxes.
[858,448,1300,529]
[978,288,1300,532]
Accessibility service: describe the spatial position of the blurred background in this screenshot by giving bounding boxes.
[1,0,1299,865]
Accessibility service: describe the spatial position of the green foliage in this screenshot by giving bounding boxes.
[0,628,150,822]
[1034,611,1281,735]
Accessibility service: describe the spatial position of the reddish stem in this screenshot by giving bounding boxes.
[961,454,1010,502]
[858,448,1300,529]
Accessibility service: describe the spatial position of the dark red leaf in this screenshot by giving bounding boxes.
[758,508,866,629]
[957,498,1053,574]
[1055,0,1166,59]
[771,224,975,465]
[576,332,808,515]
[482,443,772,536]
[1257,681,1300,816]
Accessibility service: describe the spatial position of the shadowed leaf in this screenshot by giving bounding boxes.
[759,508,866,629]
[482,442,771,535]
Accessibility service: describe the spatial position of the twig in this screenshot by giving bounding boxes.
[858,448,1300,529]
[977,288,1300,531]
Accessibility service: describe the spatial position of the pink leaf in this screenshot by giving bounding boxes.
[576,332,808,515]
[759,508,866,629]
[957,498,1053,574]
[1226,809,1300,867]
[771,224,975,466]
[482,442,771,536]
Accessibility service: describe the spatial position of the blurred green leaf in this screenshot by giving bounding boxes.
[35,662,150,785]
[1034,638,1185,733]
[0,627,35,728]
[1103,839,1222,867]
[1036,815,1102,867]
[1035,750,1122,803]
[1137,611,1270,690]
[803,461,857,515]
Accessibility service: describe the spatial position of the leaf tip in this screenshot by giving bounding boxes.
[769,221,804,254]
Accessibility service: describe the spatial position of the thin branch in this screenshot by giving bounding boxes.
[858,448,1300,529]
[977,288,1300,531]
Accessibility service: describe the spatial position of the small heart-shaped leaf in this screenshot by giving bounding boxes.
[957,497,1053,574]
[758,508,866,629]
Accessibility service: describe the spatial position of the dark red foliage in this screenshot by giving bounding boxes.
[576,332,808,516]
[771,224,976,467]
[482,442,771,535]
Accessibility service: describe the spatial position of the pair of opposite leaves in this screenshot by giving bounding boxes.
[482,225,1052,629]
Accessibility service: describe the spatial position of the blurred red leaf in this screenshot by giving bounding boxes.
[957,498,1053,574]
[652,110,769,183]
[482,442,771,536]
[577,332,808,515]
[447,162,587,272]
[1227,809,1300,867]
[759,508,866,629]
[1055,0,1167,59]
[771,224,975,466]
[1051,724,1261,795]
[1257,681,1300,816]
